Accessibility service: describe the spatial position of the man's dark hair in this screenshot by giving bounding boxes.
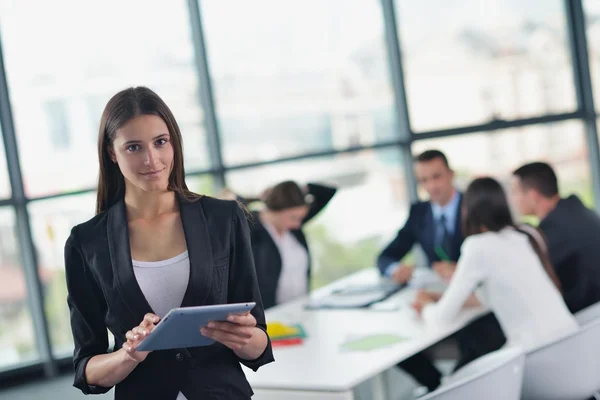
[512,162,559,198]
[414,150,450,169]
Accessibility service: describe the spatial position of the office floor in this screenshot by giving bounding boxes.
[0,373,113,400]
[0,361,454,400]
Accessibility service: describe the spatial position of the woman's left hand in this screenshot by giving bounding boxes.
[201,313,256,351]
[411,290,441,315]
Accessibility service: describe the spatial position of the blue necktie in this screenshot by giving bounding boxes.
[437,214,452,259]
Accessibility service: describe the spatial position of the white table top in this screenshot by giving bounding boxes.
[245,268,488,392]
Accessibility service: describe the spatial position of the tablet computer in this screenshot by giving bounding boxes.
[136,302,256,351]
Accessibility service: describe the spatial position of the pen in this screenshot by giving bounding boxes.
[435,245,450,261]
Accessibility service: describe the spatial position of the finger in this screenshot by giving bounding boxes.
[201,327,251,347]
[206,322,254,338]
[225,313,256,326]
[123,341,137,353]
[142,313,160,326]
[132,326,147,336]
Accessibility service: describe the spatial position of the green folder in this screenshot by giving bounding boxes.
[340,334,407,352]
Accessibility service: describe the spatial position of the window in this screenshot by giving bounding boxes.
[0,0,209,197]
[584,0,600,113]
[202,0,398,165]
[396,0,576,132]
[44,99,70,150]
[0,207,38,371]
[0,126,10,199]
[28,193,96,357]
[186,174,216,196]
[226,148,409,288]
[412,121,593,210]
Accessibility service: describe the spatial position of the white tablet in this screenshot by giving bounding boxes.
[136,302,256,351]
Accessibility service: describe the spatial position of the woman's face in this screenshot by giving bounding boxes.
[272,205,309,231]
[110,115,174,193]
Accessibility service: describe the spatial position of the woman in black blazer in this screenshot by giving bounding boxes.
[234,181,336,309]
[65,87,273,400]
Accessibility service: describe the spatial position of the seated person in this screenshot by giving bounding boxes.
[377,150,505,393]
[511,162,600,312]
[227,181,336,309]
[413,177,578,353]
[378,150,463,282]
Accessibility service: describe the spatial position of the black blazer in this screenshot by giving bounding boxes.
[539,195,600,312]
[246,183,336,309]
[377,196,464,274]
[65,195,274,400]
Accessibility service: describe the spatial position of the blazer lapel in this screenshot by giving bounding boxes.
[178,195,214,307]
[421,204,436,263]
[107,198,154,320]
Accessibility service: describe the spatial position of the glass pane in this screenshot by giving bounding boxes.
[0,0,209,197]
[0,207,39,370]
[226,148,409,288]
[202,0,398,165]
[412,121,593,210]
[186,174,216,197]
[397,0,576,132]
[0,126,10,198]
[584,0,600,113]
[28,193,96,357]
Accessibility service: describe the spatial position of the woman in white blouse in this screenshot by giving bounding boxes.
[413,177,578,352]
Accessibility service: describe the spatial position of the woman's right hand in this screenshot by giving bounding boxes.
[122,313,160,363]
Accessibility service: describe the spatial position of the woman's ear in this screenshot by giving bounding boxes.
[107,146,117,163]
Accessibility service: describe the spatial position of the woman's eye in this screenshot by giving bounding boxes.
[127,144,140,152]
[156,138,168,146]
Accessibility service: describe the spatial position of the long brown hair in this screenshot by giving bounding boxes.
[96,86,200,214]
[462,177,562,291]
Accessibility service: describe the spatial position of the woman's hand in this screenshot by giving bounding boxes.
[411,290,442,315]
[122,313,160,363]
[432,261,457,282]
[201,313,256,351]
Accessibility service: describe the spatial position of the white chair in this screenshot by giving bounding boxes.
[521,318,600,400]
[419,347,525,400]
[575,301,600,326]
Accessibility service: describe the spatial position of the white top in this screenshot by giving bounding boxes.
[132,251,190,318]
[422,228,579,351]
[263,221,309,305]
[133,251,190,400]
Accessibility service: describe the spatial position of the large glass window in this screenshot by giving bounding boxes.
[396,0,576,132]
[0,207,38,371]
[202,0,398,166]
[412,121,593,210]
[226,148,409,288]
[584,0,600,113]
[0,126,10,199]
[186,174,216,197]
[28,193,96,357]
[0,0,208,197]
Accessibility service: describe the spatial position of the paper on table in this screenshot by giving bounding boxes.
[340,333,408,352]
[408,267,446,290]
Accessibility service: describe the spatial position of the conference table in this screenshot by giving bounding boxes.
[244,267,489,400]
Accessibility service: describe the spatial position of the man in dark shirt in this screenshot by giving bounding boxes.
[512,162,600,313]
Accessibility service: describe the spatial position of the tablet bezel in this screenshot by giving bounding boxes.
[136,302,256,351]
